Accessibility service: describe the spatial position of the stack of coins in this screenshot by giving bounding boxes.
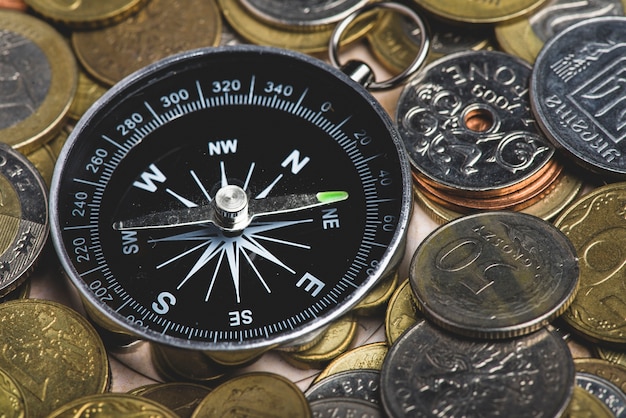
[2,0,626,417]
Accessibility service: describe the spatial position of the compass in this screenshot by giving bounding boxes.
[49,45,412,352]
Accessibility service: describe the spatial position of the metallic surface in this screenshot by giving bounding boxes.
[576,372,626,417]
[409,211,579,339]
[381,321,574,418]
[496,0,626,64]
[0,299,110,417]
[71,0,222,86]
[397,50,554,192]
[555,182,626,346]
[0,143,49,298]
[239,0,371,27]
[411,0,548,23]
[530,16,626,178]
[24,0,149,28]
[0,10,77,153]
[46,393,178,418]
[305,369,381,405]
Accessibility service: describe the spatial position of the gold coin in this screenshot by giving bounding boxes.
[138,382,212,418]
[0,366,27,418]
[280,313,358,370]
[384,277,420,345]
[0,299,109,417]
[411,0,548,23]
[596,345,626,370]
[0,11,77,153]
[574,357,626,396]
[367,9,492,74]
[25,142,56,188]
[313,341,388,384]
[46,393,178,418]
[191,372,311,418]
[71,0,222,86]
[24,0,149,28]
[47,123,71,158]
[352,270,399,316]
[0,143,49,298]
[67,68,108,121]
[563,386,613,418]
[151,343,227,383]
[495,0,626,64]
[554,182,626,347]
[217,0,376,54]
[204,346,271,367]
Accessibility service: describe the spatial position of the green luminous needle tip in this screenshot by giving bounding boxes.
[316,191,349,204]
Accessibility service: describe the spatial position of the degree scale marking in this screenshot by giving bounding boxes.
[63,73,395,343]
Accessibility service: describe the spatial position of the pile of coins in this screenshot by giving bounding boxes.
[1,0,626,417]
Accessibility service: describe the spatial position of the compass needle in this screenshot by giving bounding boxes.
[50,46,411,352]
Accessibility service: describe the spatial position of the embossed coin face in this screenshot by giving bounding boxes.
[0,143,49,298]
[554,182,626,346]
[308,398,383,418]
[24,0,149,28]
[0,300,109,417]
[380,321,575,418]
[495,0,626,63]
[396,50,554,193]
[46,393,178,418]
[531,16,626,178]
[411,0,548,23]
[239,0,370,27]
[576,372,626,417]
[0,10,77,153]
[71,0,222,86]
[410,211,579,339]
[0,366,26,418]
[305,369,381,405]
[191,372,311,417]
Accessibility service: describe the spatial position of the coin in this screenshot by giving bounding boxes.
[280,313,358,370]
[496,0,626,64]
[410,211,579,339]
[530,16,626,178]
[367,8,493,74]
[0,143,49,298]
[352,270,399,316]
[564,386,613,418]
[576,372,626,417]
[67,69,108,121]
[396,50,554,194]
[380,321,575,417]
[71,0,222,86]
[384,277,420,345]
[0,366,27,418]
[137,382,212,418]
[0,10,77,153]
[0,299,110,417]
[239,0,371,28]
[313,342,388,384]
[217,0,375,53]
[308,397,384,417]
[411,0,548,23]
[305,369,381,405]
[575,357,626,395]
[191,372,311,417]
[46,393,178,418]
[554,182,626,346]
[24,0,149,28]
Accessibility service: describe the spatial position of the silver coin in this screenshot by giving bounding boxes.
[576,372,626,417]
[396,50,554,192]
[239,0,370,27]
[305,369,381,405]
[0,142,48,298]
[380,320,575,418]
[309,397,383,418]
[530,16,626,178]
[529,0,624,43]
[409,211,580,339]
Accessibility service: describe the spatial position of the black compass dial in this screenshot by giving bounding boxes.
[50,46,411,351]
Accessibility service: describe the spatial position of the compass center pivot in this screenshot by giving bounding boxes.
[213,184,250,231]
